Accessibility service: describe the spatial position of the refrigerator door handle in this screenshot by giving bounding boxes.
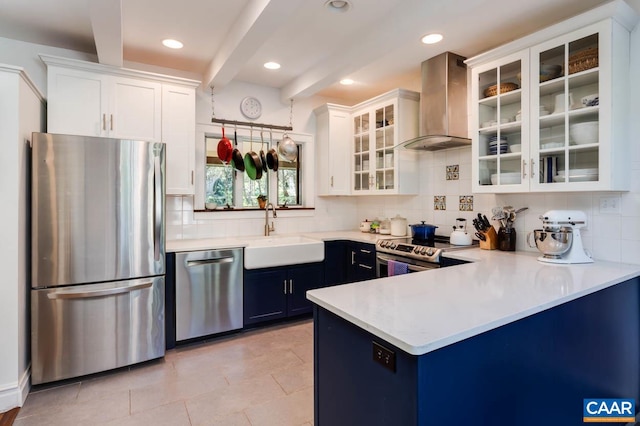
[47,281,153,300]
[186,257,234,267]
[153,155,162,262]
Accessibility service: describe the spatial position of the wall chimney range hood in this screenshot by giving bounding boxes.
[398,52,470,151]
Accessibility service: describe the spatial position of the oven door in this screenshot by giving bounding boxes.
[376,252,439,278]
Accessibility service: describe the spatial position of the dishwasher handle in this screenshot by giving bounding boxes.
[185,257,235,267]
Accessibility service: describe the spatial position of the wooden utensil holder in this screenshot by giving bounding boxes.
[479,227,498,250]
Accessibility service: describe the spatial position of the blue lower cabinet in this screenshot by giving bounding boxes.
[244,262,324,326]
[347,241,376,282]
[313,277,640,425]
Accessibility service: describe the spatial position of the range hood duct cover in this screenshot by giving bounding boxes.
[399,52,471,151]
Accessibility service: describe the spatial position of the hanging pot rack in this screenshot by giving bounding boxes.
[210,117,292,132]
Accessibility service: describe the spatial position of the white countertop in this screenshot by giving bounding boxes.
[166,231,399,252]
[307,248,640,356]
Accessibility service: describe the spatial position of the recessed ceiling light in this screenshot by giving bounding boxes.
[340,78,354,85]
[162,39,183,49]
[421,33,443,45]
[264,62,281,70]
[325,0,352,13]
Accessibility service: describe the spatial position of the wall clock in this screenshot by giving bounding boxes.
[240,96,262,119]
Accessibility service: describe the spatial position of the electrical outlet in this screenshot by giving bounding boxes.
[599,197,620,214]
[372,341,396,372]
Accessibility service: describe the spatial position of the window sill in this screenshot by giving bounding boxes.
[193,207,315,221]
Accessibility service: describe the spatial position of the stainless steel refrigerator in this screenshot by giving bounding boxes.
[31,132,165,385]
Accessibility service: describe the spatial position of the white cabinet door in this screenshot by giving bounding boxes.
[111,77,161,141]
[162,84,195,195]
[47,67,107,137]
[314,104,351,196]
[47,66,162,141]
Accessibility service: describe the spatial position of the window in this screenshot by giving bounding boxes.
[204,131,302,209]
[277,145,300,206]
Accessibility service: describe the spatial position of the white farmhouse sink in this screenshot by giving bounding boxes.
[244,235,324,269]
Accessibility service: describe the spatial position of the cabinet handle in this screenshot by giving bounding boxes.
[331,176,334,187]
[530,159,535,178]
[191,171,194,185]
[351,251,355,265]
[522,159,527,179]
[360,249,371,254]
[289,279,293,294]
[359,264,373,270]
[102,114,106,131]
[110,114,113,131]
[283,280,287,294]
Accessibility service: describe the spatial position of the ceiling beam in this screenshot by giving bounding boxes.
[203,0,300,90]
[89,0,123,67]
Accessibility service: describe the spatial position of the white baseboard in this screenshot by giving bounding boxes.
[0,366,30,411]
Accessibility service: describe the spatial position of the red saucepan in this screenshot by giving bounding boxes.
[216,126,233,163]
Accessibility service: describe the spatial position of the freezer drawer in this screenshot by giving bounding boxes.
[31,276,165,385]
[175,249,243,341]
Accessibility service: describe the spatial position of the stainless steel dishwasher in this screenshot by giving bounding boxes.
[175,248,243,341]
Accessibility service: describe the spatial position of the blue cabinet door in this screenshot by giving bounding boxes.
[287,263,324,316]
[243,268,288,325]
[324,241,348,286]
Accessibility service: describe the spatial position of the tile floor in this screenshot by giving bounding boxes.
[15,319,314,426]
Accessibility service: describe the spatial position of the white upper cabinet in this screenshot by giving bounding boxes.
[42,55,199,195]
[316,89,419,196]
[351,90,419,195]
[47,65,161,141]
[162,84,195,195]
[314,104,351,196]
[468,1,638,193]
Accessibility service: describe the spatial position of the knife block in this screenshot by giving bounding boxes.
[479,227,498,250]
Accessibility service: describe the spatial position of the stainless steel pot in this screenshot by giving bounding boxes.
[527,229,572,257]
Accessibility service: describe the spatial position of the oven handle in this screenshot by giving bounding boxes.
[376,254,438,272]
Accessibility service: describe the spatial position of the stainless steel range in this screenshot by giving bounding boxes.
[376,235,477,277]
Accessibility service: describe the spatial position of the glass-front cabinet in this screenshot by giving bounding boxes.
[351,89,419,195]
[473,52,529,192]
[530,25,605,191]
[470,13,634,193]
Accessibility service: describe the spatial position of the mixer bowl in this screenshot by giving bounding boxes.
[527,229,572,257]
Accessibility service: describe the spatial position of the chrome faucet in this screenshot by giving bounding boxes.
[264,202,277,236]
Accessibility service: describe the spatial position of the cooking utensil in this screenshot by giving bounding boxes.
[475,232,486,241]
[279,133,298,162]
[259,132,268,172]
[527,229,572,256]
[450,218,472,246]
[244,129,263,180]
[266,147,279,171]
[216,126,233,163]
[231,129,245,172]
[409,222,438,240]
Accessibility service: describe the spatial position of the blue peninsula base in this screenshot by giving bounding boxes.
[313,277,639,426]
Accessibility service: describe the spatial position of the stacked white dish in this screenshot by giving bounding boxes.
[489,135,508,155]
[553,168,598,182]
[490,172,520,185]
[539,105,550,116]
